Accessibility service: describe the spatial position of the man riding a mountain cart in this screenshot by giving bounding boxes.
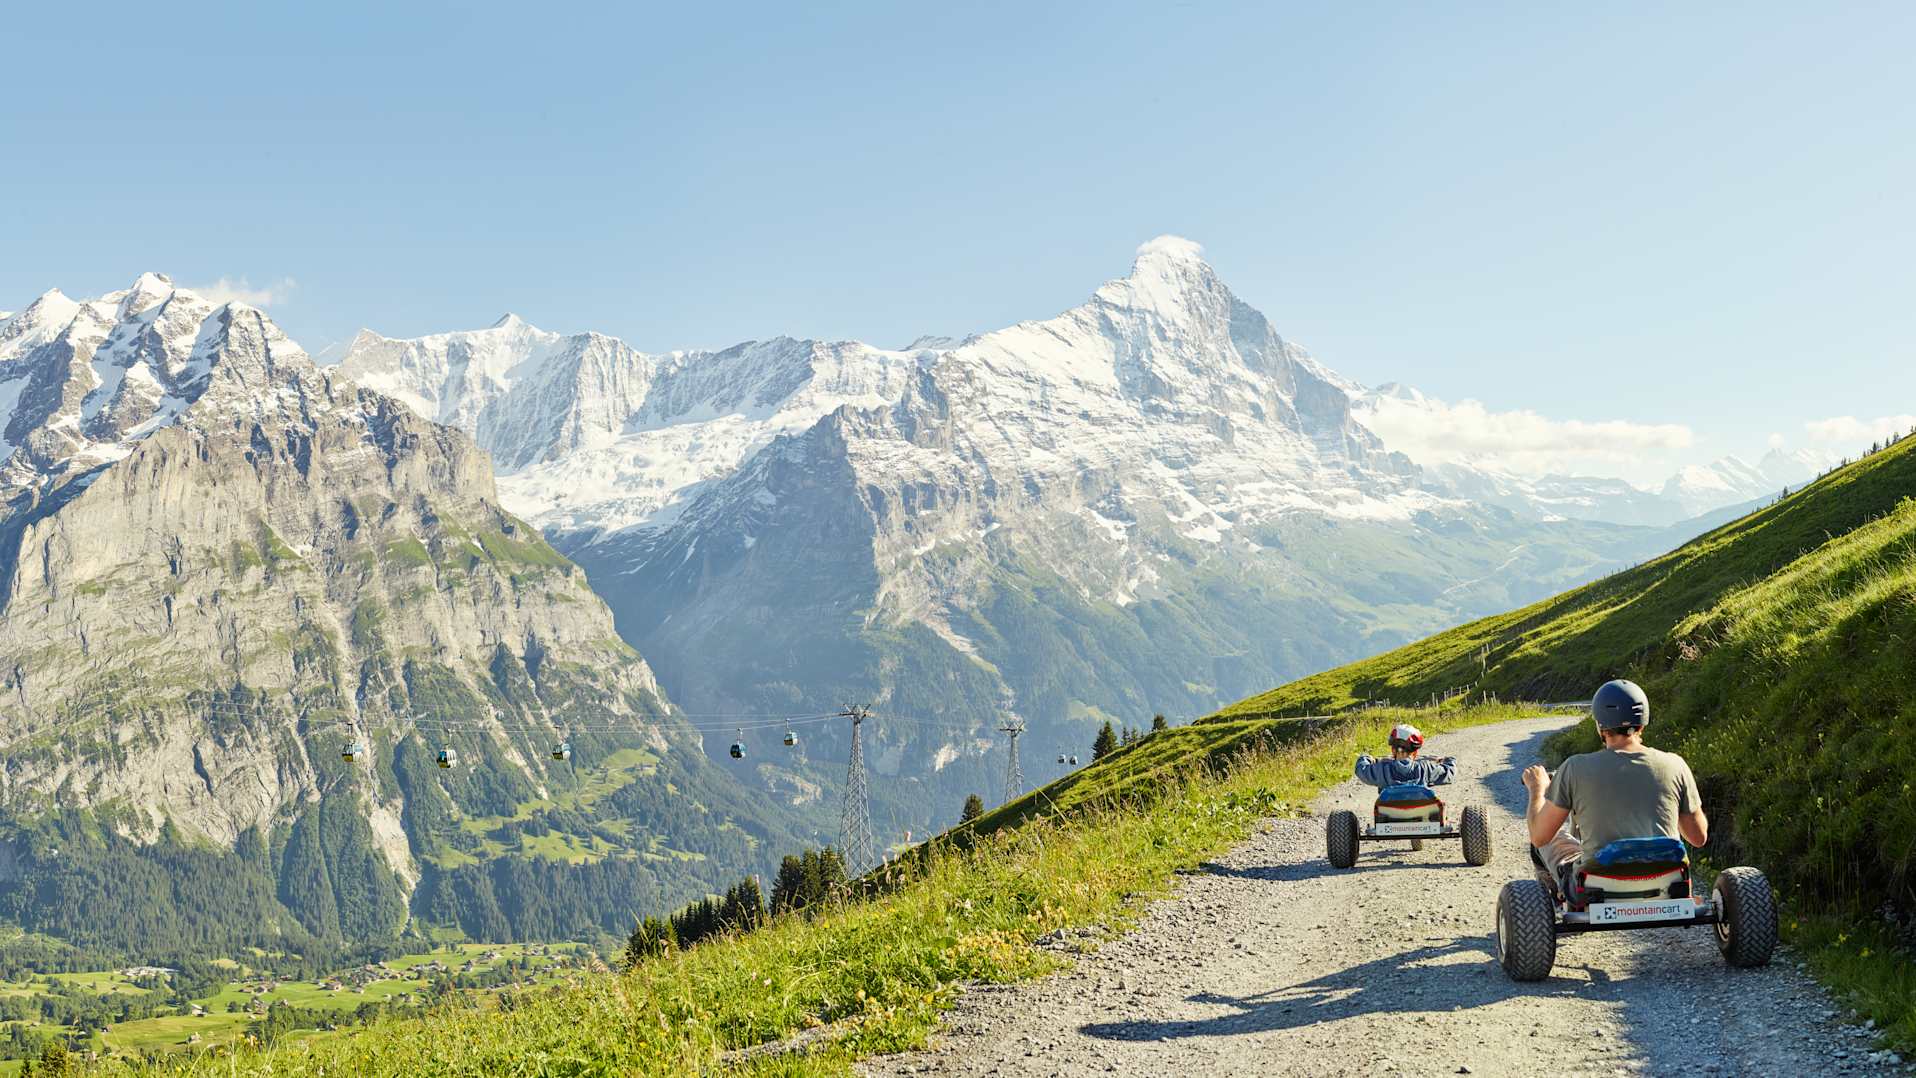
[1326,723,1492,868]
[1495,679,1778,981]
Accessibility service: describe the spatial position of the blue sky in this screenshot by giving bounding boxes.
[3,2,1911,481]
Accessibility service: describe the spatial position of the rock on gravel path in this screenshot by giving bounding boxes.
[860,716,1901,1077]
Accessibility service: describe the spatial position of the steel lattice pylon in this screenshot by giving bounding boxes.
[998,719,1024,805]
[838,705,878,876]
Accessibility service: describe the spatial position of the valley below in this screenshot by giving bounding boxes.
[0,939,595,1073]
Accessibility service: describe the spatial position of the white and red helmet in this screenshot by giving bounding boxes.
[1388,723,1425,752]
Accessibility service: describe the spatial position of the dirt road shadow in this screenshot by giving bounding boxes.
[1198,857,1462,882]
[1470,721,1573,816]
[1081,937,1608,1042]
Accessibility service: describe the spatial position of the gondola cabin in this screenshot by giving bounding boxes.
[342,741,368,763]
[729,740,745,759]
[783,730,798,747]
[436,748,458,769]
[551,742,572,762]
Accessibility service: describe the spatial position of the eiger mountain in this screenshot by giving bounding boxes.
[342,238,1706,831]
[0,275,802,956]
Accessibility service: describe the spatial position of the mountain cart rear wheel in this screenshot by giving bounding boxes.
[1496,879,1557,981]
[1326,810,1360,869]
[1713,866,1778,968]
[1461,805,1492,866]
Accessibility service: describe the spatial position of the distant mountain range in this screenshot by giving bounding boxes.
[1353,382,1830,527]
[340,238,1768,833]
[0,276,803,957]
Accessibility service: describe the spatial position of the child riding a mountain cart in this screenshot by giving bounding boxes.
[1325,723,1493,869]
[1494,680,1777,981]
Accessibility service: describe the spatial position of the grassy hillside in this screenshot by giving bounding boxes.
[1212,436,1916,1042]
[86,702,1522,1075]
[1215,440,1916,717]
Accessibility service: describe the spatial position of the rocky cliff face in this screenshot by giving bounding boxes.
[343,239,1686,838]
[0,277,802,956]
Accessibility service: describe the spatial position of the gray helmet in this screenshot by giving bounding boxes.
[1591,679,1649,731]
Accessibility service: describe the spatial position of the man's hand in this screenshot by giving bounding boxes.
[1522,764,1550,793]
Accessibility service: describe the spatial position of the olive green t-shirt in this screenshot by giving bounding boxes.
[1546,746,1700,860]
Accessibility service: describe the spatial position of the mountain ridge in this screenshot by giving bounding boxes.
[343,238,1706,837]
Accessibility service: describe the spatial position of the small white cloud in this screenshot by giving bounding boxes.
[1804,414,1916,446]
[188,276,297,308]
[1356,393,1693,486]
[1766,432,1786,450]
[1135,235,1204,262]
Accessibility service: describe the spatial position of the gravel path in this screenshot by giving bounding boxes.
[861,716,1901,1077]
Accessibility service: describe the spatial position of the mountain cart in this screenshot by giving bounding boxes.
[1494,836,1777,981]
[1325,783,1492,868]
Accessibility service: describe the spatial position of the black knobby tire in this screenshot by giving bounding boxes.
[1713,866,1778,968]
[1326,810,1360,869]
[1495,879,1557,981]
[1409,838,1425,852]
[1461,805,1493,866]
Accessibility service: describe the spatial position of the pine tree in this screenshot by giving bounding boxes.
[1092,722,1119,761]
[959,793,985,824]
[798,850,824,909]
[770,855,807,915]
[817,846,848,899]
[1151,713,1168,732]
[622,915,674,967]
[722,876,765,932]
[671,896,724,947]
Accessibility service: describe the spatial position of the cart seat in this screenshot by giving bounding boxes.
[1375,783,1442,823]
[1576,836,1690,906]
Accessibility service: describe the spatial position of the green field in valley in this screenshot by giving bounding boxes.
[0,942,593,1070]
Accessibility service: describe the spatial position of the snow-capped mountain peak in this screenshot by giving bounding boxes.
[341,317,935,531]
[109,271,178,320]
[0,274,367,514]
[345,237,1429,553]
[1661,447,1831,515]
[1093,234,1225,321]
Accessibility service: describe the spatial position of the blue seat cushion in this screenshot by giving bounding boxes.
[1377,783,1437,804]
[1588,836,1687,871]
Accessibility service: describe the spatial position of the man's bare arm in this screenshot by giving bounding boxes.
[1679,807,1709,847]
[1529,802,1569,847]
[1522,764,1570,847]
